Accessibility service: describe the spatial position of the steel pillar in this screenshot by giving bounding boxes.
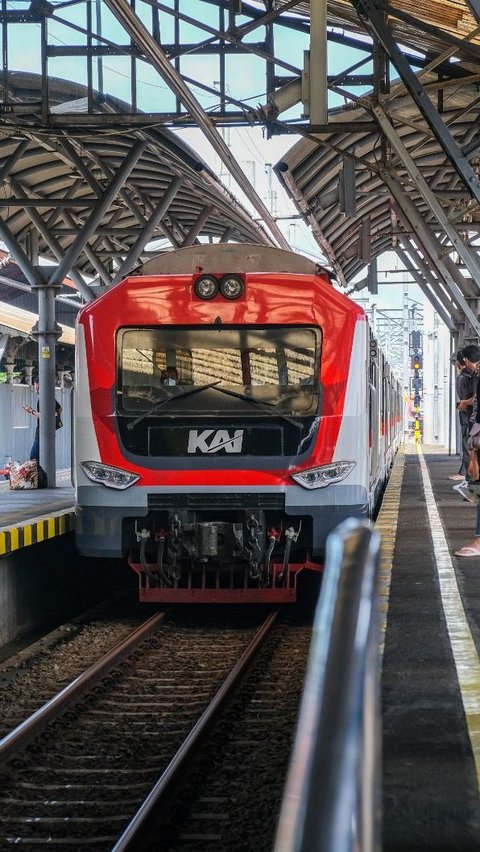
[31,269,61,489]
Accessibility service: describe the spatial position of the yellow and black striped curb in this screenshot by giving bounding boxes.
[0,508,75,557]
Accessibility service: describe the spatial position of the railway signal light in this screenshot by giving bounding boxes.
[411,353,422,370]
[409,330,422,351]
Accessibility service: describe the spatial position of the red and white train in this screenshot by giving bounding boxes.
[74,244,402,602]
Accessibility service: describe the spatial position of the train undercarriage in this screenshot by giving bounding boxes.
[127,507,321,603]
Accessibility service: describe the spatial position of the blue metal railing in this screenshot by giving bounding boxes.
[274,518,381,852]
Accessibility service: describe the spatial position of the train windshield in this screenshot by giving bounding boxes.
[118,326,320,417]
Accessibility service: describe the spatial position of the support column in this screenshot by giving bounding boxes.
[31,269,61,488]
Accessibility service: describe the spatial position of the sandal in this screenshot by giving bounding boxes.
[454,546,480,557]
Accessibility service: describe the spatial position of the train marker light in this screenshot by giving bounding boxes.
[80,461,140,490]
[291,461,356,490]
[220,274,244,300]
[194,275,219,300]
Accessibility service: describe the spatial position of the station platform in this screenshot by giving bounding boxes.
[0,471,74,556]
[377,445,480,851]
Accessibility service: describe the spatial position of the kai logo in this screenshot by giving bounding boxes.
[187,429,244,454]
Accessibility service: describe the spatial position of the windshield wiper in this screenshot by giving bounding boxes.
[209,385,303,430]
[126,382,221,430]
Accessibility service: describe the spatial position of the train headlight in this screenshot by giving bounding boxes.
[220,274,244,300]
[194,275,219,300]
[291,461,356,490]
[80,461,140,490]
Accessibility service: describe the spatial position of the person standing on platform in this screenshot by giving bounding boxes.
[450,346,480,483]
[24,378,62,468]
[455,361,480,557]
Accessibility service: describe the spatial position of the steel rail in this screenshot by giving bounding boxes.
[111,609,279,852]
[0,610,167,767]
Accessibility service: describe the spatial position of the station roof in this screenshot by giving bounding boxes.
[275,1,480,287]
[0,72,272,284]
[276,80,480,286]
[279,0,480,58]
[0,301,74,345]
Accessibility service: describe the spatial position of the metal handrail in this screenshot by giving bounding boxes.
[274,518,382,852]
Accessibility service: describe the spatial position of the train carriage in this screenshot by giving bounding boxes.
[74,244,402,602]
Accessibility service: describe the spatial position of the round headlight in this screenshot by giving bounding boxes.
[220,274,244,300]
[194,275,219,300]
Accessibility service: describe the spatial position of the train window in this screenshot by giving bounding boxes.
[118,325,320,416]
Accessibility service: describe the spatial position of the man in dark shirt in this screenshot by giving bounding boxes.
[450,345,480,481]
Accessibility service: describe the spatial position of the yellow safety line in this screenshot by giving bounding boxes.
[9,527,19,551]
[375,446,405,660]
[0,509,75,557]
[417,442,480,790]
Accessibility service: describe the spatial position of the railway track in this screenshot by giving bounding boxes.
[0,608,311,850]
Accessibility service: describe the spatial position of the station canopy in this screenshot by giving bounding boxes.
[0,71,271,295]
[0,0,479,335]
[275,0,480,289]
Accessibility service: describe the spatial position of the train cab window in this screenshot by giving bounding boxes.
[118,325,320,417]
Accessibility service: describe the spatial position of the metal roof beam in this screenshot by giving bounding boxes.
[0,218,43,287]
[10,177,96,302]
[372,104,480,289]
[49,138,146,289]
[158,218,181,249]
[352,0,480,208]
[104,0,290,251]
[147,0,300,75]
[0,140,29,184]
[181,205,214,248]
[382,169,480,333]
[0,198,97,208]
[383,4,480,63]
[398,238,462,318]
[466,0,480,22]
[58,138,103,197]
[111,176,184,285]
[395,245,457,331]
[308,0,327,125]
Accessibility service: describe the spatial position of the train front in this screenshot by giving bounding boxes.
[74,249,368,602]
